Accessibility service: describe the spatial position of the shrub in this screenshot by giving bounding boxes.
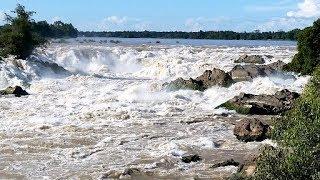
[0,4,45,59]
[284,19,320,75]
[253,68,320,180]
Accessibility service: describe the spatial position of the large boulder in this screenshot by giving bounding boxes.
[164,68,233,91]
[267,60,286,71]
[181,154,202,163]
[195,68,234,88]
[229,64,275,82]
[235,55,265,64]
[234,118,270,142]
[164,78,204,91]
[0,86,29,97]
[220,89,299,115]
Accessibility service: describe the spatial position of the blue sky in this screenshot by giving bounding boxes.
[0,0,319,32]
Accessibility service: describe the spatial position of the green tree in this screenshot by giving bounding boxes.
[284,19,320,75]
[0,4,45,59]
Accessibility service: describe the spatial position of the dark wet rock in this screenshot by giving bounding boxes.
[234,118,270,142]
[211,159,240,168]
[0,86,29,97]
[164,78,204,91]
[181,154,202,163]
[109,40,121,44]
[235,55,265,64]
[220,89,299,115]
[42,61,70,75]
[164,68,233,91]
[267,60,286,71]
[122,168,141,176]
[195,68,234,88]
[229,64,275,82]
[265,55,274,59]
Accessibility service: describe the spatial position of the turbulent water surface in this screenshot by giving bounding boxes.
[0,39,309,179]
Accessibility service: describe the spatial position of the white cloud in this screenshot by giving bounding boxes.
[106,16,128,24]
[96,16,151,31]
[256,17,313,31]
[185,17,230,31]
[287,0,320,18]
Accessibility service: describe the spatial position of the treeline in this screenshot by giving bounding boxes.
[79,29,301,40]
[32,21,78,38]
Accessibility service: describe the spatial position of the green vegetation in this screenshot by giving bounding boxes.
[0,4,78,60]
[284,19,320,75]
[252,68,320,180]
[32,21,78,38]
[0,4,45,59]
[80,29,300,41]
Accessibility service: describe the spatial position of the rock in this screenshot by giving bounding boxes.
[233,118,270,142]
[211,159,240,168]
[0,86,29,97]
[236,145,276,177]
[220,89,299,115]
[164,78,204,91]
[164,68,233,91]
[101,168,141,179]
[122,168,141,176]
[267,60,286,71]
[181,154,202,163]
[229,64,275,82]
[195,68,234,88]
[235,55,265,64]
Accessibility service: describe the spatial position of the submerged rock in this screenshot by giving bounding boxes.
[234,118,270,142]
[0,86,29,97]
[235,55,265,64]
[181,154,202,163]
[164,68,233,91]
[220,89,299,115]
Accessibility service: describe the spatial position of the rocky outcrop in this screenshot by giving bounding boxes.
[234,118,270,142]
[235,55,265,64]
[267,60,286,71]
[211,159,240,168]
[0,86,29,97]
[164,78,204,91]
[229,64,275,82]
[164,68,233,91]
[164,61,289,91]
[195,68,234,88]
[181,154,202,163]
[220,89,299,115]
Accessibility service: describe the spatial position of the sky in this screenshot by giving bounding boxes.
[0,0,320,32]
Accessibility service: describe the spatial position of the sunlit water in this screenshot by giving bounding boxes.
[0,39,309,179]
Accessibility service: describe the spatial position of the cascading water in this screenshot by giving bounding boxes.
[0,41,310,179]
